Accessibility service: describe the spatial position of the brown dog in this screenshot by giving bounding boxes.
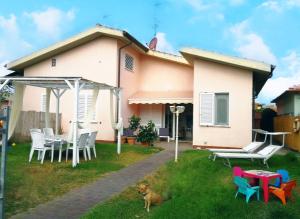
[137,183,162,212]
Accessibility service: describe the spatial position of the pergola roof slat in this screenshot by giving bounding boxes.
[0,76,117,90]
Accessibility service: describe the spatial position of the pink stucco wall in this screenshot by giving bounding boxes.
[23,37,118,141]
[193,59,253,148]
[139,55,193,92]
[119,46,141,127]
[120,51,193,128]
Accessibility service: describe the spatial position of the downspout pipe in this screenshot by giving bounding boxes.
[115,41,132,132]
[117,42,132,88]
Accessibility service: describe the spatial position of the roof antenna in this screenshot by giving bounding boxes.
[147,1,161,50]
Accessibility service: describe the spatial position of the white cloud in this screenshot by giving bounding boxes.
[259,0,300,12]
[0,61,12,76]
[258,76,300,103]
[185,0,212,11]
[0,14,32,75]
[25,7,75,39]
[260,1,282,12]
[258,51,300,103]
[229,0,245,6]
[155,32,175,54]
[287,0,300,7]
[0,14,18,34]
[230,20,277,64]
[282,51,300,75]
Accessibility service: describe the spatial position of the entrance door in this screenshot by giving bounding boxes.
[164,104,193,141]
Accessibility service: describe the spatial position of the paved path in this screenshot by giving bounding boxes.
[11,142,191,219]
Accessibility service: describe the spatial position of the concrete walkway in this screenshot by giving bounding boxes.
[11,142,191,219]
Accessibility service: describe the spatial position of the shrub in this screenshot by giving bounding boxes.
[136,120,158,146]
[128,115,141,133]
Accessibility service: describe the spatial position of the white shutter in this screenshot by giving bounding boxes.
[87,94,96,120]
[78,94,85,120]
[40,94,46,112]
[200,92,214,125]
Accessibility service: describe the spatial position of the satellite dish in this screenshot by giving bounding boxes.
[148,37,158,50]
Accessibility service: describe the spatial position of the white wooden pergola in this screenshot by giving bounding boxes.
[0,76,122,167]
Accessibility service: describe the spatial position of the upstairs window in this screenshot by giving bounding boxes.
[125,54,134,71]
[51,58,56,67]
[200,92,229,126]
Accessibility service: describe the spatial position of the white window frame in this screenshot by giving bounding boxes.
[199,92,229,127]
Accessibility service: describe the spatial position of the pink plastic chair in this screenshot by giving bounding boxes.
[233,166,259,186]
[233,166,243,177]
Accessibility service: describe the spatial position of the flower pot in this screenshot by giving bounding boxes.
[121,136,127,144]
[127,137,136,145]
[141,141,150,146]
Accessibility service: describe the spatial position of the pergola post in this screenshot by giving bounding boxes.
[45,88,51,128]
[51,89,67,135]
[55,91,60,135]
[172,104,176,140]
[117,89,122,154]
[72,80,79,167]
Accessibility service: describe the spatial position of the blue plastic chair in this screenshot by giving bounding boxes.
[234,176,260,203]
[273,169,290,187]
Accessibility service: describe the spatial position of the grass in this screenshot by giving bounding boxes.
[3,142,161,217]
[83,150,300,219]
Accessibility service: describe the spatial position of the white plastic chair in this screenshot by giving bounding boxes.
[29,131,52,164]
[30,128,42,133]
[43,128,54,138]
[86,131,98,160]
[43,127,66,162]
[66,132,89,162]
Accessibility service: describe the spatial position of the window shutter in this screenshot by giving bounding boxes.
[40,94,46,112]
[87,94,96,120]
[200,93,214,125]
[215,94,229,125]
[78,94,86,120]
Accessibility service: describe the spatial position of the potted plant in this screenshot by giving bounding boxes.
[137,120,158,146]
[126,115,141,145]
[122,128,134,144]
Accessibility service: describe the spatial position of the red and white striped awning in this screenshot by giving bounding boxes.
[128,91,193,104]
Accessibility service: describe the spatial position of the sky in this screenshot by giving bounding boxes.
[1,0,300,104]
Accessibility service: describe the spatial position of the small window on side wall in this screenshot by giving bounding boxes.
[51,58,56,67]
[125,54,134,71]
[200,92,229,126]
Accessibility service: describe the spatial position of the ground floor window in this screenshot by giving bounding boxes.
[79,93,96,121]
[200,92,229,126]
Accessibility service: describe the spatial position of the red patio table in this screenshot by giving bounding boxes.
[242,170,282,203]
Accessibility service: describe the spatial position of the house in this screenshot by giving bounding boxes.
[5,24,274,148]
[272,85,300,116]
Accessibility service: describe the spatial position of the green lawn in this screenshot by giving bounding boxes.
[83,150,300,219]
[4,142,161,217]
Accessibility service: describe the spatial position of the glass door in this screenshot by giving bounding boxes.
[164,104,193,141]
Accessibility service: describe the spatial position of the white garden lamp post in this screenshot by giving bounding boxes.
[170,105,185,162]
